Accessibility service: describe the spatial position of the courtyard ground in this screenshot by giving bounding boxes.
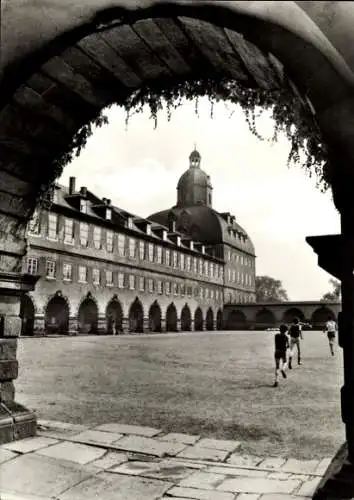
[17,330,345,460]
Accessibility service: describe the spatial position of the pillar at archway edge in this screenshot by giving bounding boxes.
[0,271,38,444]
[307,202,354,497]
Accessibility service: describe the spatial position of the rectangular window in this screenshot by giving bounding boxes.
[27,258,38,275]
[78,265,87,283]
[157,280,163,294]
[205,288,209,299]
[186,255,191,272]
[173,283,178,296]
[210,262,214,278]
[148,278,154,293]
[127,217,133,229]
[241,273,244,284]
[92,269,100,285]
[64,218,74,244]
[139,241,145,260]
[165,282,171,295]
[106,208,112,220]
[187,286,192,298]
[193,257,197,274]
[165,249,171,266]
[48,213,58,240]
[233,269,236,282]
[129,238,136,259]
[63,263,72,281]
[237,271,240,282]
[80,199,88,213]
[118,272,124,288]
[220,267,224,280]
[79,222,89,247]
[173,251,178,268]
[148,243,154,262]
[199,258,203,275]
[211,289,214,299]
[146,224,151,235]
[200,287,204,299]
[139,276,145,292]
[106,230,113,252]
[156,246,162,264]
[46,259,56,279]
[215,265,219,278]
[228,269,231,281]
[204,261,208,276]
[129,274,135,290]
[28,210,40,234]
[180,253,185,270]
[118,234,125,256]
[93,226,101,249]
[180,284,185,296]
[106,270,113,286]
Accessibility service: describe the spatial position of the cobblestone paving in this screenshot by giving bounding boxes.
[0,419,335,499]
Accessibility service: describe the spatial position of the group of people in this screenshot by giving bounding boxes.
[273,316,337,387]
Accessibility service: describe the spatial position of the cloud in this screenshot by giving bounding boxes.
[60,98,340,301]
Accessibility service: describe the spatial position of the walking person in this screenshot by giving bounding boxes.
[288,317,303,369]
[323,316,337,356]
[273,323,289,387]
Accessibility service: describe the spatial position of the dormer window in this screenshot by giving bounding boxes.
[127,217,133,229]
[177,236,181,246]
[162,230,167,241]
[146,224,151,235]
[80,199,88,214]
[190,241,194,250]
[106,208,112,220]
[201,245,205,254]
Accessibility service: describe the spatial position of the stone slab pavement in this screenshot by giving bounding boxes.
[0,419,335,500]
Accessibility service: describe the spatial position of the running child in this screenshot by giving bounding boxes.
[324,316,337,356]
[288,317,303,369]
[273,323,289,387]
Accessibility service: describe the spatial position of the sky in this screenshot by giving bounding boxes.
[59,98,341,301]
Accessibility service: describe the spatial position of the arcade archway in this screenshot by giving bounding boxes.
[78,297,98,334]
[149,301,162,333]
[255,308,276,328]
[227,310,247,331]
[166,303,178,332]
[206,308,214,331]
[180,304,191,332]
[283,308,305,324]
[194,307,204,332]
[216,309,223,331]
[312,306,336,329]
[20,295,35,336]
[129,298,144,333]
[45,295,69,334]
[106,297,123,334]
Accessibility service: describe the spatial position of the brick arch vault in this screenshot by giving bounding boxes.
[2,3,354,493]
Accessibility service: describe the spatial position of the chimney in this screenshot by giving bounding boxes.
[69,177,76,195]
[102,197,107,204]
[169,220,176,232]
[106,199,111,206]
[80,186,87,197]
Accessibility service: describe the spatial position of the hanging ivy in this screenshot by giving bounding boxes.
[46,75,329,208]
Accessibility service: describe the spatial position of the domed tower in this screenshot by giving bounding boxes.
[177,147,213,208]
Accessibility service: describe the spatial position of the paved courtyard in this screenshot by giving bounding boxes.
[16,330,344,460]
[0,418,332,499]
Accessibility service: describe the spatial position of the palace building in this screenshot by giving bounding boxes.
[20,148,257,335]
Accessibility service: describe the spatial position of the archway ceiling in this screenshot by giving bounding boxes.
[0,15,286,215]
[2,3,354,219]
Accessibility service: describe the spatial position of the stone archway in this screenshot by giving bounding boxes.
[20,295,35,336]
[255,308,276,328]
[45,294,69,334]
[206,308,214,331]
[216,309,223,330]
[283,307,305,324]
[129,298,144,333]
[311,306,336,330]
[194,307,204,332]
[227,310,247,331]
[106,297,123,334]
[78,297,98,334]
[166,303,178,332]
[149,301,162,333]
[180,304,191,332]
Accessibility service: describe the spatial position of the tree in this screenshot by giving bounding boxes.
[321,278,341,301]
[256,275,289,303]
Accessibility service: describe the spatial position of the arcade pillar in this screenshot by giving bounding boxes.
[0,272,39,443]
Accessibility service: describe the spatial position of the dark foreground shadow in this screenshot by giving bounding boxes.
[313,443,354,499]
